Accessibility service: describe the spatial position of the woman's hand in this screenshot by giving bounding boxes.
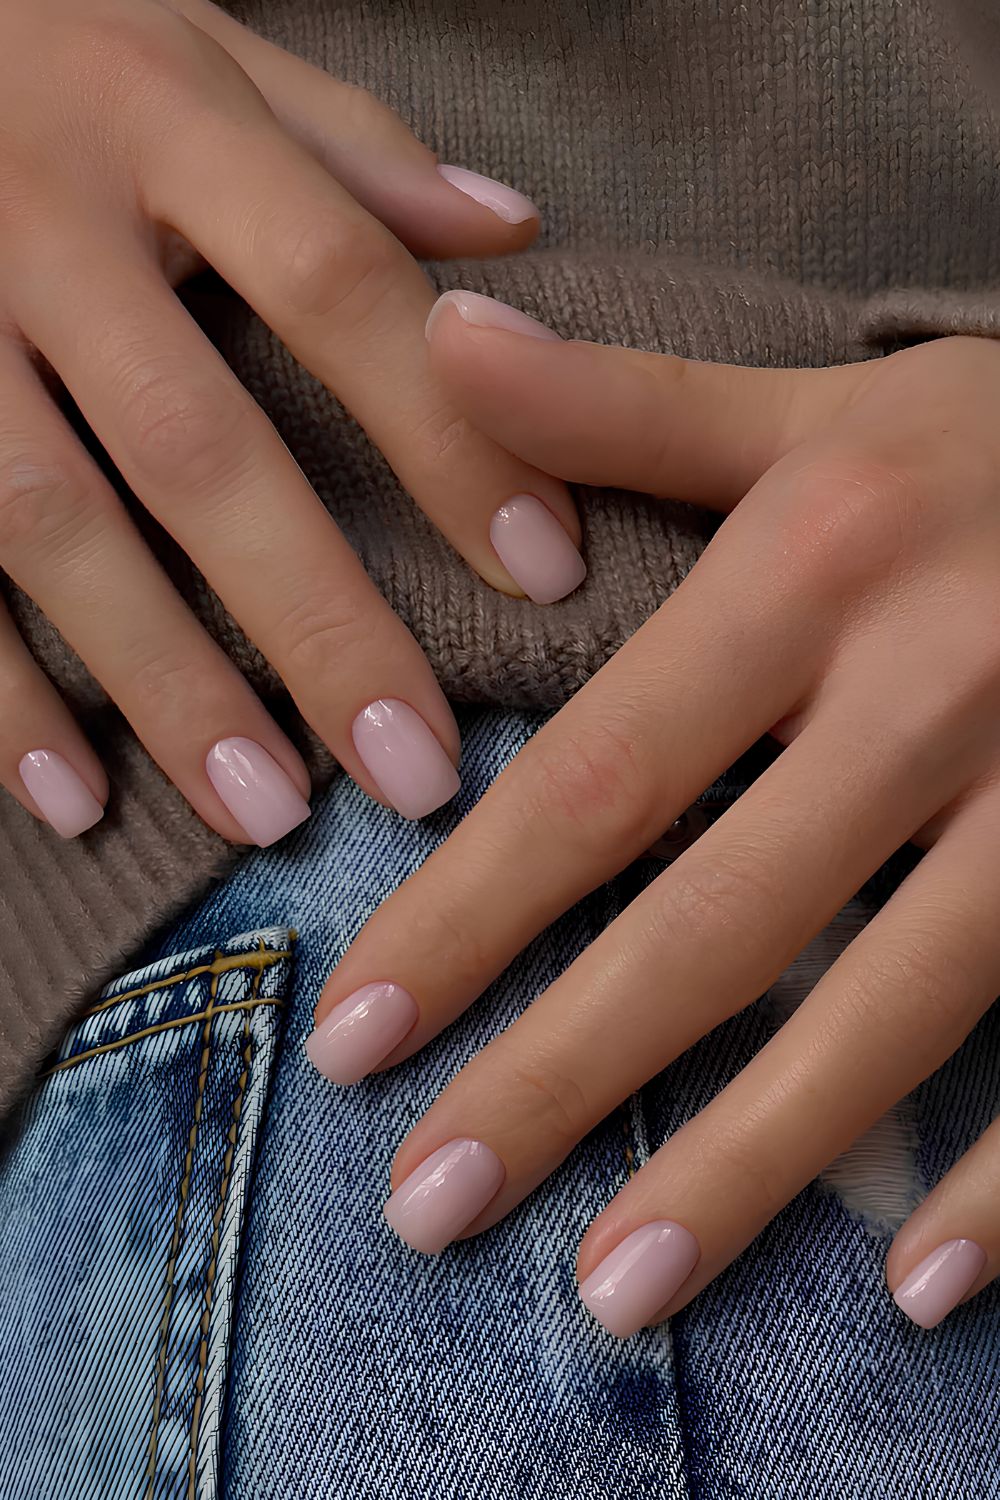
[0,0,585,843]
[309,292,1000,1336]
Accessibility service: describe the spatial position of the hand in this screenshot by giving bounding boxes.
[308,292,1000,1336]
[0,0,585,844]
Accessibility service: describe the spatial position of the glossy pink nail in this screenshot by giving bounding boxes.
[305,982,418,1085]
[425,290,563,342]
[579,1222,701,1339]
[206,738,310,847]
[383,1139,505,1254]
[18,749,104,838]
[892,1239,987,1329]
[352,699,460,819]
[436,165,539,224]
[490,495,587,604]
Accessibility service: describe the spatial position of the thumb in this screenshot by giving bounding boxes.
[425,290,869,509]
[180,0,540,261]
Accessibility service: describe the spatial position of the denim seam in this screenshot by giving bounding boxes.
[42,997,282,1078]
[145,957,223,1497]
[187,984,258,1499]
[82,947,293,1019]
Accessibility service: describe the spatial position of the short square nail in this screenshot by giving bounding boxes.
[578,1221,701,1338]
[490,495,587,604]
[425,290,563,342]
[436,165,539,224]
[892,1239,987,1329]
[205,737,311,847]
[18,749,104,838]
[383,1139,505,1254]
[305,982,418,1085]
[351,698,460,819]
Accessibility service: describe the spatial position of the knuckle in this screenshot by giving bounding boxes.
[278,215,398,324]
[510,719,651,855]
[713,1123,789,1218]
[273,594,369,680]
[117,359,252,490]
[655,841,779,959]
[509,1053,592,1146]
[0,454,86,554]
[123,646,213,727]
[843,924,975,1068]
[779,452,923,591]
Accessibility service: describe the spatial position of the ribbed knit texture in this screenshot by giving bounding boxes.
[2,0,999,1116]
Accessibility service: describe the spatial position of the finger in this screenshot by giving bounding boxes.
[12,241,466,819]
[572,782,1000,1337]
[178,0,541,257]
[311,417,914,1067]
[143,101,584,602]
[425,289,871,508]
[0,336,311,845]
[374,681,980,1255]
[887,1087,1000,1329]
[0,599,107,837]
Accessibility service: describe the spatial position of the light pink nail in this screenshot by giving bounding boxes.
[206,737,310,847]
[351,699,460,820]
[579,1222,701,1339]
[436,165,539,224]
[425,290,563,342]
[892,1239,987,1329]
[383,1139,505,1254]
[18,749,104,838]
[490,495,587,604]
[305,982,418,1085]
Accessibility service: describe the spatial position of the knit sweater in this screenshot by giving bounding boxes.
[2,0,999,1115]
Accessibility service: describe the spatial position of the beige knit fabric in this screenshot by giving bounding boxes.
[2,0,999,1114]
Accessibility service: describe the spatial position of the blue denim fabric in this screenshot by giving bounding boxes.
[0,929,292,1500]
[1,705,998,1499]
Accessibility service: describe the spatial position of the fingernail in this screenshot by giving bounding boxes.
[18,749,104,838]
[305,982,418,1085]
[383,1139,505,1254]
[352,699,460,819]
[490,495,587,604]
[437,165,539,224]
[892,1239,987,1329]
[578,1221,701,1339]
[206,737,311,847]
[425,290,562,342]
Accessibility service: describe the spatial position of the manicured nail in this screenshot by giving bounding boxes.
[490,495,587,604]
[578,1221,701,1339]
[206,737,311,847]
[892,1239,987,1329]
[305,982,418,1085]
[437,165,539,224]
[383,1139,505,1254]
[352,699,460,820]
[18,749,104,838]
[425,290,562,342]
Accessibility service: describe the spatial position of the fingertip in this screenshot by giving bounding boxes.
[436,165,541,227]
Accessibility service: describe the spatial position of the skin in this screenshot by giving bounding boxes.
[316,302,1000,1329]
[0,0,580,838]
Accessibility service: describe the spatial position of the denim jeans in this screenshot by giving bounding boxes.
[1,707,998,1499]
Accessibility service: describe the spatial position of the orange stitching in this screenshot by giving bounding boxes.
[83,947,292,1017]
[41,998,281,1078]
[186,951,262,1496]
[145,957,221,1498]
